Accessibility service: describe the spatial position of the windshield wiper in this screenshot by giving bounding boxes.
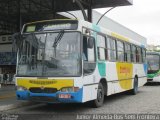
[52,30,64,57]
[53,30,64,48]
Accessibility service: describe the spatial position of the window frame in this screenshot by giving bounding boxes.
[107,36,117,62]
[116,40,125,62]
[82,34,97,76]
[141,48,146,63]
[82,26,147,64]
[124,42,132,63]
[97,33,107,61]
[82,34,96,62]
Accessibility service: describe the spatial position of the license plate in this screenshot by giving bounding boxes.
[59,94,71,99]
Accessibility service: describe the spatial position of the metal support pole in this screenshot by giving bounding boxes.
[52,0,56,18]
[87,0,92,22]
[96,7,116,25]
[87,7,92,22]
[17,0,22,32]
[73,0,88,21]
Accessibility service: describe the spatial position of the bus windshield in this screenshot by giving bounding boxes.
[147,54,160,71]
[17,31,81,77]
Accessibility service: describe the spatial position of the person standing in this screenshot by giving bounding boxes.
[3,73,8,85]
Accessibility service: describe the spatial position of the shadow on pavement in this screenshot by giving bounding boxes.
[144,82,160,86]
[22,91,137,113]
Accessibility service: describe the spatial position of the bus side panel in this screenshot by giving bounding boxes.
[106,62,133,94]
[82,85,98,102]
[133,64,147,87]
[106,62,147,95]
[105,62,119,95]
[107,82,115,96]
[105,62,119,83]
[82,67,100,102]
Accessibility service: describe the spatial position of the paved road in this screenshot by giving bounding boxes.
[1,83,160,120]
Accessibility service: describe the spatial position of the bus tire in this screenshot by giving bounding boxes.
[130,77,138,95]
[90,82,104,108]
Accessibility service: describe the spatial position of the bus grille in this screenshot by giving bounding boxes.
[29,96,58,102]
[29,87,57,93]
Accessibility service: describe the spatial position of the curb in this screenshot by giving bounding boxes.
[0,102,36,112]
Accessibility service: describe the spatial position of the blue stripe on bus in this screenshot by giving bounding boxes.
[16,91,29,100]
[143,63,148,75]
[58,88,83,103]
[16,88,83,103]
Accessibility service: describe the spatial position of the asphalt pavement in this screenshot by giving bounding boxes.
[0,85,35,111]
[1,83,160,120]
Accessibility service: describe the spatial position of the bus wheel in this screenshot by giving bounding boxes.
[130,77,138,95]
[90,82,104,108]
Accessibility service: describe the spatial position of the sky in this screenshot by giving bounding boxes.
[95,0,160,45]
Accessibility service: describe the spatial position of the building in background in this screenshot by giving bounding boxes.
[147,45,160,51]
[0,35,16,84]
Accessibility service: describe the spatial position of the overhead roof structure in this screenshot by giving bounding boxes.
[0,0,133,13]
[0,0,133,34]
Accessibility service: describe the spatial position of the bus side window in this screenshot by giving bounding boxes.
[117,40,125,62]
[83,36,88,61]
[97,34,106,60]
[136,48,139,62]
[136,47,142,63]
[139,47,143,63]
[106,37,110,60]
[142,48,146,63]
[125,43,131,62]
[131,45,136,62]
[108,37,117,61]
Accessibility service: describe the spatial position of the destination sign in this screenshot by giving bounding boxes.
[23,20,78,33]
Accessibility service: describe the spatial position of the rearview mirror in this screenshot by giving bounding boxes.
[87,37,94,48]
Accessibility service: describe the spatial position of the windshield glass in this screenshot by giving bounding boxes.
[17,31,81,77]
[147,54,160,71]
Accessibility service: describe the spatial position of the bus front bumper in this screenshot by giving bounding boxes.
[148,76,160,82]
[16,89,83,103]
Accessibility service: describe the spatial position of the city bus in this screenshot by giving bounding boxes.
[14,19,147,107]
[147,52,160,82]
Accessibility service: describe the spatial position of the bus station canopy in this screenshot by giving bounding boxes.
[0,0,133,13]
[0,0,133,34]
[59,0,133,11]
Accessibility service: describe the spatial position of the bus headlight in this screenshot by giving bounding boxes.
[60,87,79,92]
[16,86,27,91]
